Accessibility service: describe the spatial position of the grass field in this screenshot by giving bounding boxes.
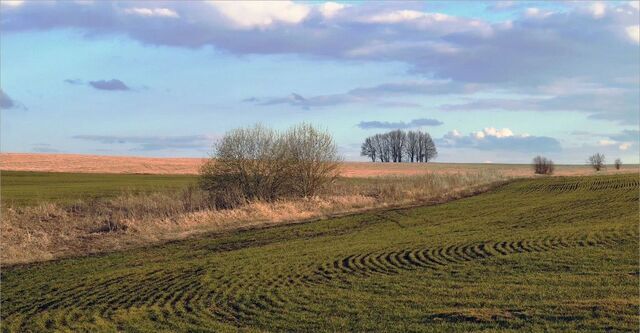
[2,173,638,332]
[1,171,197,206]
[1,170,504,265]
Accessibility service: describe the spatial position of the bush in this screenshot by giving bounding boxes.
[200,123,341,208]
[588,153,605,171]
[532,156,554,175]
[614,158,622,170]
[283,123,342,197]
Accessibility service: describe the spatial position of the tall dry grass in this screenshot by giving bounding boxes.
[2,171,506,266]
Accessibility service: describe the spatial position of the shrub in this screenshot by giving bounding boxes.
[532,156,554,175]
[588,153,605,171]
[200,123,341,208]
[199,125,286,208]
[283,123,342,197]
[614,158,622,170]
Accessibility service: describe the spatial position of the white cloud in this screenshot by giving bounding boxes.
[597,139,633,151]
[482,127,514,138]
[474,131,485,139]
[449,129,462,138]
[447,128,520,141]
[597,139,617,146]
[525,7,554,18]
[440,128,560,152]
[626,25,640,43]
[366,10,426,23]
[619,142,632,150]
[209,1,310,29]
[124,8,179,18]
[364,10,451,24]
[318,2,346,18]
[589,2,607,18]
[630,1,640,11]
[1,0,24,7]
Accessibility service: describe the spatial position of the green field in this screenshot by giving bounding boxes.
[2,174,638,332]
[0,171,197,206]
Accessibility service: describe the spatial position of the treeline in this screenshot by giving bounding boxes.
[361,129,437,163]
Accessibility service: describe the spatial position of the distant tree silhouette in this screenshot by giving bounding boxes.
[614,158,622,170]
[588,153,605,171]
[361,129,437,163]
[532,156,554,175]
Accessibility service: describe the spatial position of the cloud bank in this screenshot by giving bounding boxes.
[88,79,130,91]
[73,134,215,151]
[3,1,637,83]
[3,1,638,121]
[358,118,443,129]
[438,127,561,153]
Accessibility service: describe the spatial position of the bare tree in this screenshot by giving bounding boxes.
[388,130,406,162]
[421,132,437,162]
[588,153,605,171]
[360,137,376,162]
[532,156,554,175]
[380,133,391,162]
[614,158,622,170]
[405,131,418,162]
[369,134,387,162]
[416,132,425,162]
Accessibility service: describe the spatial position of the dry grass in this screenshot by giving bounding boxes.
[2,172,504,266]
[3,153,636,177]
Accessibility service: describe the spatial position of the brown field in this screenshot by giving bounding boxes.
[2,153,634,177]
[0,153,206,174]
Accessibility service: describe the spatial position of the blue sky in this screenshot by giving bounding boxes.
[1,0,638,163]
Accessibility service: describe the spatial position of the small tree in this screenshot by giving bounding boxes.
[405,131,418,162]
[614,158,622,170]
[588,153,605,171]
[421,132,437,162]
[532,156,554,175]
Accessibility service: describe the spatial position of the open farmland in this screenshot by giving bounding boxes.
[3,153,635,177]
[0,171,197,206]
[1,170,504,265]
[2,174,638,332]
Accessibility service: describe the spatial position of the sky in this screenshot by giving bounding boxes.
[1,0,638,163]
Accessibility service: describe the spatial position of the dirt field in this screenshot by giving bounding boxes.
[1,153,635,177]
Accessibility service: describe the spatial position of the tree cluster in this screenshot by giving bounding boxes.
[200,123,341,208]
[361,129,437,163]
